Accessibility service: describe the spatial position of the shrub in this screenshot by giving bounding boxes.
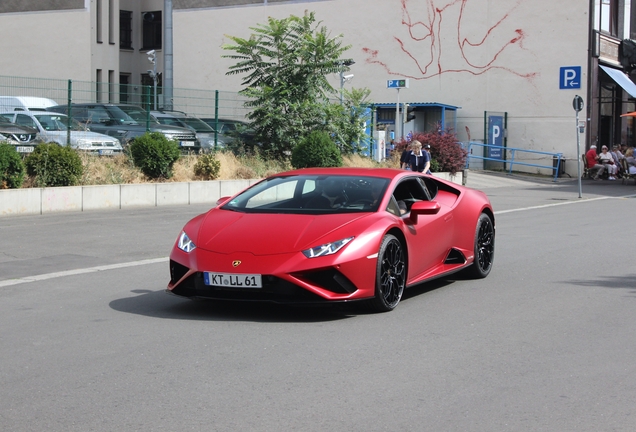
[0,143,26,189]
[291,131,343,169]
[128,132,181,179]
[193,154,221,180]
[24,143,83,187]
[394,129,467,174]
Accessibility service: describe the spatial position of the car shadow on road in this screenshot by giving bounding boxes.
[109,289,358,323]
[563,274,636,295]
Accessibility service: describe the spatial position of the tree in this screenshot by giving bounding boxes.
[223,12,353,158]
[324,87,372,154]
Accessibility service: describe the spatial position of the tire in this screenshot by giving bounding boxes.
[466,213,495,278]
[368,234,406,312]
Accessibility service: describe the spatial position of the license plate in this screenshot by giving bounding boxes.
[204,272,262,288]
[16,146,34,153]
[180,141,195,147]
[99,149,114,155]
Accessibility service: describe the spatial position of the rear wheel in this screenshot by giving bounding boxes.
[466,213,495,278]
[368,234,406,312]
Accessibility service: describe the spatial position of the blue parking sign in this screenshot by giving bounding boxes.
[560,66,581,89]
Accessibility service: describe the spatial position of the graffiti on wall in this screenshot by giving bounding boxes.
[363,0,537,81]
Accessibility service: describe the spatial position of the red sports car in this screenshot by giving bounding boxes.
[168,168,494,312]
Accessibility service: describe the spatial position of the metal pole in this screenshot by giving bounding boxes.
[153,61,158,110]
[163,0,173,110]
[340,69,344,105]
[395,88,400,141]
[576,108,582,198]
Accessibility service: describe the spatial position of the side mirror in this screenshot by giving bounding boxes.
[216,196,231,206]
[409,200,440,223]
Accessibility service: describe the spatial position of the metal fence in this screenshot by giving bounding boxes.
[465,142,565,182]
[0,75,250,122]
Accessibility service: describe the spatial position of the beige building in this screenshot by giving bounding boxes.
[1,0,635,176]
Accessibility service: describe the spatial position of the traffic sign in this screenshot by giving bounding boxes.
[560,66,581,89]
[387,79,409,89]
[572,95,584,112]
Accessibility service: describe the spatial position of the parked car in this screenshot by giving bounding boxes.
[199,117,256,147]
[151,110,225,151]
[0,115,40,154]
[46,103,200,152]
[0,111,123,155]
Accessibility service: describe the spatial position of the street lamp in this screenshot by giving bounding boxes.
[147,50,158,110]
[339,60,355,105]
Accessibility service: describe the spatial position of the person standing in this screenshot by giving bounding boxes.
[423,143,432,174]
[409,140,430,173]
[400,142,412,169]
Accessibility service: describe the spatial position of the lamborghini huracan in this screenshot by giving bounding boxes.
[168,168,495,312]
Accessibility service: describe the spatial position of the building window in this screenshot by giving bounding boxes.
[108,0,115,44]
[96,0,103,43]
[141,73,162,110]
[598,0,619,36]
[96,69,103,103]
[120,10,132,49]
[142,11,162,50]
[119,74,130,103]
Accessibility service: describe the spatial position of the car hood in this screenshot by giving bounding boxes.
[195,210,368,255]
[43,130,120,143]
[0,124,37,134]
[149,123,195,134]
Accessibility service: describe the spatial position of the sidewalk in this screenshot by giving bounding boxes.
[463,170,636,213]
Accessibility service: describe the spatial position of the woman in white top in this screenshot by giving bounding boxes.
[598,145,618,180]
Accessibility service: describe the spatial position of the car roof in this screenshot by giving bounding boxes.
[272,167,408,179]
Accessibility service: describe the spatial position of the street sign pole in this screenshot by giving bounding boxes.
[387,79,409,142]
[395,88,400,142]
[573,95,584,198]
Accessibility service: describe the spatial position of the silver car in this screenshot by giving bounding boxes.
[150,110,225,151]
[0,111,123,155]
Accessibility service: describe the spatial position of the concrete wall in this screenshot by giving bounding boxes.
[0,173,462,217]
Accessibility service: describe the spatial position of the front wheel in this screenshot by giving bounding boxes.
[368,234,406,312]
[466,213,495,278]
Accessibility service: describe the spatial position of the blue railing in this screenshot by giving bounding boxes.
[464,142,564,182]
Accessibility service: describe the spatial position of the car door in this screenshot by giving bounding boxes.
[393,177,454,280]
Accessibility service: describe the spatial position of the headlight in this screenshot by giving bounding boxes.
[302,237,353,258]
[178,231,196,253]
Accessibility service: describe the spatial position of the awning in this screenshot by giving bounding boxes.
[600,65,636,98]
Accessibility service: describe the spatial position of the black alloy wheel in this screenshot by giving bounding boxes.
[369,234,406,312]
[467,213,495,278]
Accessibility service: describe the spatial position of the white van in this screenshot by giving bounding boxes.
[0,96,58,112]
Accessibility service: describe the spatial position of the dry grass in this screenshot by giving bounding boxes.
[32,151,401,187]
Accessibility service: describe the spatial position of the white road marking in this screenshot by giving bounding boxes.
[495,194,636,215]
[0,257,168,287]
[3,194,635,288]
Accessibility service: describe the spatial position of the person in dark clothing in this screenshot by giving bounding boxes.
[400,142,412,169]
[409,140,430,173]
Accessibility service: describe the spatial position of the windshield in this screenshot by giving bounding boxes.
[179,117,214,132]
[222,175,389,214]
[102,106,139,125]
[117,106,159,123]
[34,114,85,131]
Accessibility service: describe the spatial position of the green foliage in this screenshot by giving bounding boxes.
[194,154,221,180]
[324,87,372,154]
[128,132,181,179]
[223,11,353,158]
[291,130,343,169]
[24,143,83,187]
[0,143,26,189]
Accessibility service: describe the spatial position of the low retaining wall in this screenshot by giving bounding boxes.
[0,172,462,217]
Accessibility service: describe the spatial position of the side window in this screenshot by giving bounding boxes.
[15,114,36,128]
[302,179,317,195]
[392,178,430,213]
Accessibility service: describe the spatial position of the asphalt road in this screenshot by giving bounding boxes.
[1,173,635,431]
